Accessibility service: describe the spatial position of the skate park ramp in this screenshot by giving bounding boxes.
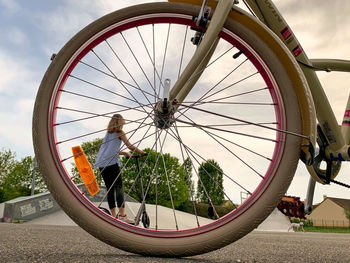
[256,208,293,232]
[26,201,213,229]
[26,203,291,231]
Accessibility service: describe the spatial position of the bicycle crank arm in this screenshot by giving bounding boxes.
[169,0,234,104]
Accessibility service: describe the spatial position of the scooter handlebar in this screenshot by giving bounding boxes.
[126,153,148,159]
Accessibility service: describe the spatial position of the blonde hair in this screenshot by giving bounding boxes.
[107,114,124,133]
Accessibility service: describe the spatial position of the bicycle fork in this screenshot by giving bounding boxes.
[169,0,234,104]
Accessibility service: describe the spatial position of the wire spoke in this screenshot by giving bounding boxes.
[166,127,220,218]
[120,32,157,96]
[166,126,252,195]
[55,104,152,126]
[57,128,106,145]
[157,24,171,98]
[172,124,206,226]
[179,112,265,178]
[179,104,308,140]
[174,124,237,210]
[79,60,157,101]
[173,58,250,120]
[179,45,236,92]
[175,121,277,128]
[104,39,155,106]
[152,24,157,104]
[183,87,271,107]
[176,118,277,143]
[199,58,249,101]
[91,49,153,116]
[156,130,179,230]
[199,71,259,103]
[69,74,151,109]
[180,121,272,161]
[61,90,151,116]
[135,26,165,100]
[154,126,159,229]
[178,26,189,79]
[184,101,274,106]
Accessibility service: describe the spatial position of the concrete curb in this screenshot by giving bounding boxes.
[2,192,61,223]
[1,184,137,223]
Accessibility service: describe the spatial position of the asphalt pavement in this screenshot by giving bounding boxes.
[1,223,349,262]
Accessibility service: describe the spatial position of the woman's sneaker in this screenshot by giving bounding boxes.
[118,214,135,225]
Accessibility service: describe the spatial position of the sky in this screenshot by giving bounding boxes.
[0,0,350,205]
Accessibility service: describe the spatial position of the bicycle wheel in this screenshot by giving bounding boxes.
[33,2,302,257]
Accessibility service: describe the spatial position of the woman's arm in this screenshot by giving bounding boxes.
[118,131,146,156]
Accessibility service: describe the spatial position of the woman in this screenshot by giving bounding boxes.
[95,114,146,223]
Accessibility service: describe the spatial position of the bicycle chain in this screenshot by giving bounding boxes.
[328,178,350,189]
[319,175,350,189]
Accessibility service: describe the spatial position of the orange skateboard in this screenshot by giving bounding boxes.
[72,146,99,196]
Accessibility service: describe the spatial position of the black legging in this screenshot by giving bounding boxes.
[100,163,124,209]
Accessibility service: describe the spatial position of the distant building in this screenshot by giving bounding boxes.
[306,196,350,227]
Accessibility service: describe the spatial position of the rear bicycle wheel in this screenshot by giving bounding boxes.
[33,2,302,257]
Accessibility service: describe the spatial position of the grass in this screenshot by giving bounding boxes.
[301,226,350,234]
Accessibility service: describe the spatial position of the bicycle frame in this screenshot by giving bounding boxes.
[169,0,350,167]
[244,0,350,160]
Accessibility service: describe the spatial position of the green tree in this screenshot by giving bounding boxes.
[0,149,16,185]
[183,158,193,183]
[121,149,190,210]
[197,159,224,205]
[0,149,46,202]
[0,149,16,202]
[182,157,195,199]
[177,157,195,212]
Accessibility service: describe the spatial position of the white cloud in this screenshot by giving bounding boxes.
[7,26,27,45]
[36,0,165,51]
[0,48,39,157]
[0,98,34,152]
[0,0,20,15]
[0,52,18,92]
[37,6,95,45]
[0,49,38,94]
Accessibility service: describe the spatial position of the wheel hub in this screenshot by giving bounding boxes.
[153,99,176,129]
